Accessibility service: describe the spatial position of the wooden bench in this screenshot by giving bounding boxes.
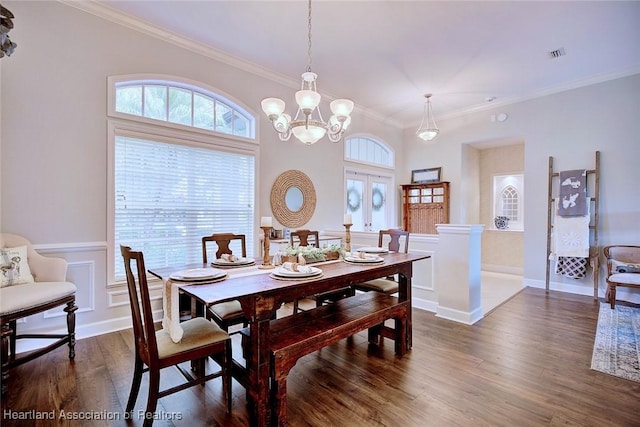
[241,291,409,426]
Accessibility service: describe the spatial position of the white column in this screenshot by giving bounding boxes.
[435,224,485,324]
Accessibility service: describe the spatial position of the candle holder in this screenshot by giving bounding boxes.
[259,226,275,269]
[343,223,352,252]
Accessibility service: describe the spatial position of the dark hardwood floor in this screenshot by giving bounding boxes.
[3,287,639,426]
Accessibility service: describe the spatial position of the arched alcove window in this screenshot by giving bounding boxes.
[501,185,520,222]
[492,174,524,231]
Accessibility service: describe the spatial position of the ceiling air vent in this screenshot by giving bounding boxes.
[548,47,566,59]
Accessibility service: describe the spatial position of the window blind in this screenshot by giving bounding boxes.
[114,135,255,279]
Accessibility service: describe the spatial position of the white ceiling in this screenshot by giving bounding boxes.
[93,0,640,129]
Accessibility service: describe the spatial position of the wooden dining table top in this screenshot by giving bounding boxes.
[148,251,429,307]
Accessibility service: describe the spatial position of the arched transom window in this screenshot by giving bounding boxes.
[114,79,255,139]
[344,136,394,168]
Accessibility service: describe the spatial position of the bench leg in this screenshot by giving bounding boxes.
[271,377,288,427]
[64,300,77,360]
[367,324,381,345]
[1,322,12,411]
[394,316,407,356]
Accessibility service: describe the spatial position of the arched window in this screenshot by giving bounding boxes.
[492,174,524,231]
[344,136,395,231]
[500,185,520,222]
[344,136,394,168]
[107,75,257,283]
[112,77,255,139]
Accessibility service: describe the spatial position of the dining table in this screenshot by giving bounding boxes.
[149,251,430,426]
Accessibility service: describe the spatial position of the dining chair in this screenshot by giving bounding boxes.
[202,233,247,263]
[120,245,232,425]
[1,233,77,411]
[603,245,640,309]
[351,229,410,346]
[290,229,319,248]
[202,233,248,332]
[353,229,410,295]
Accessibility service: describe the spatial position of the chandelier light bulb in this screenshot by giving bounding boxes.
[330,99,355,117]
[295,89,322,112]
[261,98,286,119]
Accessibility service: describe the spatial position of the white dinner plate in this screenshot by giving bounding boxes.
[211,257,255,267]
[272,266,322,278]
[356,246,389,254]
[345,256,384,264]
[170,267,227,281]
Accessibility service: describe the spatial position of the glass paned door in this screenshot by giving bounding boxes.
[370,179,388,231]
[346,170,392,231]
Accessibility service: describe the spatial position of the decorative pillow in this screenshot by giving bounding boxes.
[0,246,35,287]
[611,259,640,274]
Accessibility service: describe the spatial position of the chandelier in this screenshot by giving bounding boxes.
[261,0,354,145]
[416,94,439,142]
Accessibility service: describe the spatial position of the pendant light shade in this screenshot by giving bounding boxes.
[416,94,439,142]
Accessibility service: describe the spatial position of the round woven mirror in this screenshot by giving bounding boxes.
[270,170,316,228]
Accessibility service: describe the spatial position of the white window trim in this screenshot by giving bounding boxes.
[106,119,259,286]
[492,173,524,231]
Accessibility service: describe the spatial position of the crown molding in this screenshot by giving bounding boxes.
[60,1,403,129]
[406,67,640,129]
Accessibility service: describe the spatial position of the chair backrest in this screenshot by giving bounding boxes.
[290,229,319,247]
[120,245,158,364]
[603,245,640,274]
[202,233,247,263]
[378,229,410,253]
[1,233,67,282]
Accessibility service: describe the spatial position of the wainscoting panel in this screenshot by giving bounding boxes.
[44,260,96,318]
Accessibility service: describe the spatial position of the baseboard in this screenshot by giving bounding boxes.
[412,297,437,313]
[524,278,599,297]
[482,264,524,275]
[435,305,484,325]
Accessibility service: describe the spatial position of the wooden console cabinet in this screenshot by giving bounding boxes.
[401,182,450,234]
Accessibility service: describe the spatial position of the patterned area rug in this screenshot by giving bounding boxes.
[591,302,640,382]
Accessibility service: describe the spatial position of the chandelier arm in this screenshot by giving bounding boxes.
[328,119,345,135]
[279,130,292,141]
[327,132,342,143]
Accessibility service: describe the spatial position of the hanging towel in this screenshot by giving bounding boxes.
[558,169,587,216]
[552,199,590,258]
[555,256,587,279]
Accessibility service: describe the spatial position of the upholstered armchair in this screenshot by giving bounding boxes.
[0,233,77,409]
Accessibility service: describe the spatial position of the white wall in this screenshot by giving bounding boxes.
[403,74,640,301]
